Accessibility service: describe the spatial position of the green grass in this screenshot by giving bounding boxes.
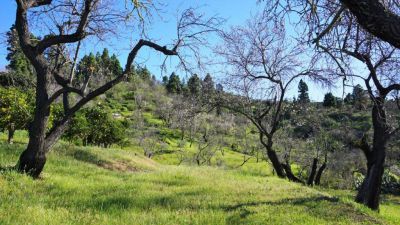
[1,139,399,225]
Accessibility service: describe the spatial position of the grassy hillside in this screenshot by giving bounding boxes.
[1,138,399,225]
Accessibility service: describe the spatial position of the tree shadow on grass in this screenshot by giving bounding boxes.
[68,149,107,166]
[223,195,382,224]
[223,196,339,211]
[0,165,16,173]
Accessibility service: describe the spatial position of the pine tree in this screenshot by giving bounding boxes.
[5,24,36,87]
[323,92,337,107]
[166,72,182,94]
[297,79,310,103]
[187,74,201,96]
[202,73,215,93]
[352,84,368,110]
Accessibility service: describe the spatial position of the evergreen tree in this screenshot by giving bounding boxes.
[166,72,182,94]
[344,93,353,104]
[5,24,36,87]
[187,74,201,96]
[202,73,215,93]
[137,66,151,81]
[323,92,337,107]
[297,79,310,103]
[109,54,123,76]
[162,76,168,86]
[352,84,368,110]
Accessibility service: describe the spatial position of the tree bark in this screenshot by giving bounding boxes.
[307,158,318,185]
[265,147,286,178]
[340,0,400,49]
[314,161,327,185]
[7,124,15,144]
[281,163,304,183]
[355,99,389,210]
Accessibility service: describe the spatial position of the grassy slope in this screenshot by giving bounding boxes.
[1,137,399,225]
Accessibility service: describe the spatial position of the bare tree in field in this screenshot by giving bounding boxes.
[263,0,400,210]
[216,13,327,181]
[12,0,222,178]
[316,20,400,211]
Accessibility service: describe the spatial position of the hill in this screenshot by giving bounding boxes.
[1,138,399,225]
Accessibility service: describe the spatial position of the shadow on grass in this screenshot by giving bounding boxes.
[68,149,108,166]
[0,165,16,173]
[224,196,339,211]
[224,195,382,224]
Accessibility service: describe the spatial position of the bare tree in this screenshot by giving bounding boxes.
[262,0,400,210]
[217,13,326,181]
[13,0,222,178]
[312,7,400,211]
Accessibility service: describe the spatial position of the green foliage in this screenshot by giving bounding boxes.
[4,25,36,87]
[0,87,32,136]
[202,73,215,95]
[76,49,123,88]
[297,79,310,103]
[166,72,182,94]
[136,66,151,81]
[187,74,201,96]
[354,170,400,195]
[59,106,128,147]
[323,92,337,107]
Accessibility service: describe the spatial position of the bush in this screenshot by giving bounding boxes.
[58,106,128,147]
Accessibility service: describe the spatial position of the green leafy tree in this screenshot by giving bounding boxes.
[59,106,127,147]
[0,87,33,143]
[298,79,310,103]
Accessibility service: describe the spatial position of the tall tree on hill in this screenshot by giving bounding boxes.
[298,79,310,104]
[187,74,201,96]
[352,84,368,110]
[12,0,222,178]
[166,72,182,94]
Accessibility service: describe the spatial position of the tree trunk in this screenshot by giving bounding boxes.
[355,152,385,210]
[17,70,51,178]
[307,158,318,185]
[266,147,286,178]
[355,99,389,210]
[7,124,15,144]
[17,110,50,178]
[281,163,304,183]
[314,162,327,185]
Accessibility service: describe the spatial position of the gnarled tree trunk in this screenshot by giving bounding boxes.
[17,78,51,178]
[355,99,389,210]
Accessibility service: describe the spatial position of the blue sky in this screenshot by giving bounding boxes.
[0,0,345,101]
